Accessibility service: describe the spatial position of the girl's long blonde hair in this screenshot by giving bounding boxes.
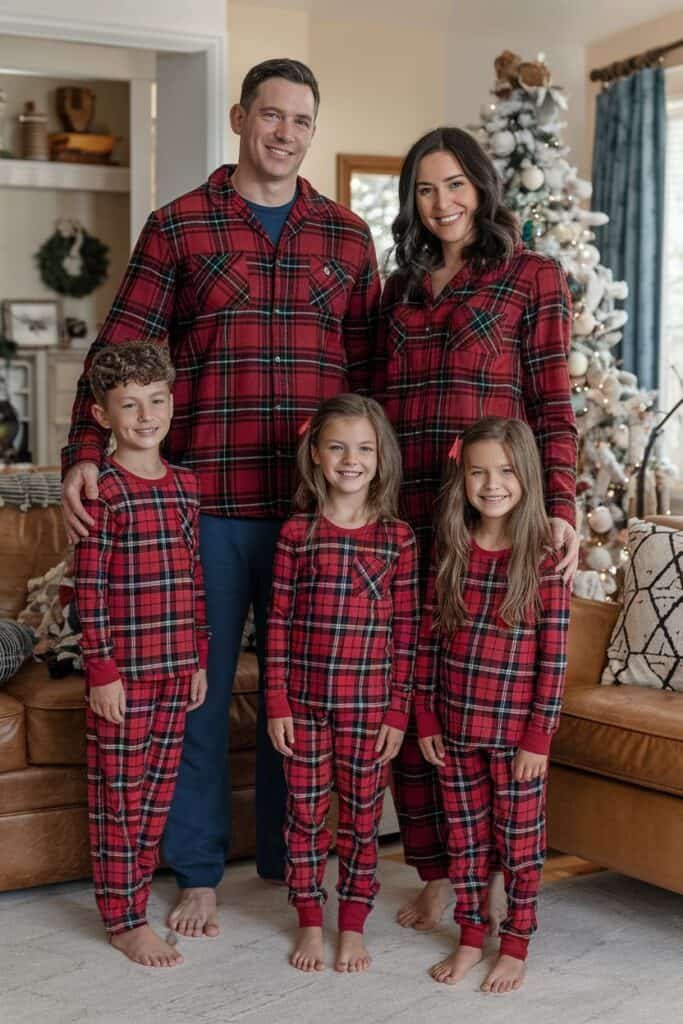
[295,394,402,521]
[435,417,552,631]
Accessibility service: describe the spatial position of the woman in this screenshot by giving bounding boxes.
[375,126,578,930]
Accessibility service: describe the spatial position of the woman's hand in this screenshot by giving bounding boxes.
[268,717,295,757]
[550,517,579,587]
[188,669,208,711]
[418,733,446,768]
[512,748,548,783]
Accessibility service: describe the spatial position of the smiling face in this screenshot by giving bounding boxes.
[415,149,479,258]
[464,439,523,528]
[93,379,173,458]
[311,415,378,503]
[230,76,316,189]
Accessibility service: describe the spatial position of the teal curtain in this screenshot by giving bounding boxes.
[592,66,666,390]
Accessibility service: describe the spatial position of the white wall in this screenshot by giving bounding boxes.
[0,1,227,39]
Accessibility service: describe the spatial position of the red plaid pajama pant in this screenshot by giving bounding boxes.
[86,675,189,934]
[284,701,388,933]
[438,743,547,960]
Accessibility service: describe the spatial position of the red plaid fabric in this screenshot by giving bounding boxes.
[73,458,209,688]
[415,541,570,755]
[375,247,577,550]
[438,743,547,955]
[63,167,380,518]
[265,514,420,731]
[284,701,388,933]
[87,675,188,933]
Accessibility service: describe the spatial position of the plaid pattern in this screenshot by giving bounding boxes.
[285,701,387,932]
[87,674,188,933]
[63,167,380,518]
[438,742,547,953]
[73,458,209,688]
[265,514,420,731]
[375,247,577,550]
[415,541,570,756]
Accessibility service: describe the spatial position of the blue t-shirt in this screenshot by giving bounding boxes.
[246,193,297,246]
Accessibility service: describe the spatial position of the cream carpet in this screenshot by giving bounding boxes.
[3,851,682,1024]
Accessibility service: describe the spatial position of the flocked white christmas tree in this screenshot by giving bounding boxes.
[474,50,676,599]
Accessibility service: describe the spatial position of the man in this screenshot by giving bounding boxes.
[62,58,380,938]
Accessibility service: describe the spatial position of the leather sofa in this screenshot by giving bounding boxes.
[547,514,683,895]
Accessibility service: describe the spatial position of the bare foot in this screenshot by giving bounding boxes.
[481,953,525,993]
[110,924,183,967]
[487,871,508,936]
[167,887,219,937]
[396,878,451,931]
[290,926,325,972]
[429,944,483,985]
[335,931,372,973]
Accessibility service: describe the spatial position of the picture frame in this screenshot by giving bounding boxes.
[336,154,403,276]
[2,299,61,348]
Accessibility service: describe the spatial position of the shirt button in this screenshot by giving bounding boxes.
[273,306,280,314]
[274,355,281,363]
[323,265,331,276]
[274,404,282,411]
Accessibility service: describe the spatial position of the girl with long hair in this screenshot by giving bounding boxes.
[415,417,570,993]
[375,125,578,930]
[265,394,419,974]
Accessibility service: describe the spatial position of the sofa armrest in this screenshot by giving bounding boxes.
[566,597,621,690]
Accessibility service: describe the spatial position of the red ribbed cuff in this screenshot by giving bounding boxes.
[265,692,293,719]
[382,707,408,732]
[297,904,323,928]
[196,634,209,670]
[415,709,442,739]
[458,922,487,949]
[85,657,121,688]
[417,865,449,882]
[519,727,553,756]
[500,933,529,960]
[338,901,370,934]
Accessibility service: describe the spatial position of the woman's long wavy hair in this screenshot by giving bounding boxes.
[435,418,552,632]
[295,394,402,522]
[392,127,519,300]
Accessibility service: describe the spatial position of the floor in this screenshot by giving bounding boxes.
[4,844,682,1024]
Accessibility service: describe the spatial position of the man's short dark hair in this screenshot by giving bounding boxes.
[240,58,320,117]
[89,340,175,405]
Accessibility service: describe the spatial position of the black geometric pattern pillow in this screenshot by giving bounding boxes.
[601,518,683,690]
[0,620,35,685]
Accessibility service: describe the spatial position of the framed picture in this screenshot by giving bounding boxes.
[2,299,61,348]
[336,154,403,277]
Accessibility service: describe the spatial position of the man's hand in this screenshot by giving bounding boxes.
[88,679,126,724]
[62,462,100,543]
[188,669,208,711]
[512,748,548,783]
[375,723,405,765]
[268,717,295,757]
[418,733,446,768]
[550,517,579,587]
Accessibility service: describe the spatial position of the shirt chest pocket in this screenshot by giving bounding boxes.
[445,303,504,363]
[309,256,354,321]
[192,252,250,314]
[351,553,391,601]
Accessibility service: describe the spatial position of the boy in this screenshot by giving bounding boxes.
[73,341,209,967]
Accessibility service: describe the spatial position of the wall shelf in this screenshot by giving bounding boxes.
[0,159,130,193]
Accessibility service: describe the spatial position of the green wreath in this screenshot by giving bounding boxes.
[36,224,109,298]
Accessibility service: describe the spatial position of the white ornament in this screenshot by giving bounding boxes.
[490,130,516,156]
[572,311,597,337]
[480,102,498,121]
[520,165,544,191]
[585,545,613,572]
[614,423,630,450]
[587,506,613,533]
[568,350,589,377]
[550,222,573,245]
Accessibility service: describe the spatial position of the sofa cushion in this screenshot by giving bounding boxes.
[602,517,683,691]
[0,505,69,618]
[6,663,85,765]
[0,692,27,772]
[552,683,683,796]
[0,765,86,815]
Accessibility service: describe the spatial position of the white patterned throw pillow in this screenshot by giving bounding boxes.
[601,518,683,690]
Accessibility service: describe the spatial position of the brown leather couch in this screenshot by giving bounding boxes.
[547,514,683,895]
[0,497,261,892]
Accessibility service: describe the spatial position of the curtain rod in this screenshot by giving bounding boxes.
[590,38,683,83]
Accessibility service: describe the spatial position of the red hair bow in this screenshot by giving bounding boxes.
[298,416,312,437]
[448,437,463,462]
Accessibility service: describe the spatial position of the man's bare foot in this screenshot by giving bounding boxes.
[487,871,508,936]
[429,944,483,985]
[396,878,451,931]
[110,924,183,967]
[481,953,525,993]
[167,887,219,937]
[290,926,325,972]
[335,930,372,972]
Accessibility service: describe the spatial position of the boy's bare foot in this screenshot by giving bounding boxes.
[110,924,183,967]
[335,930,372,972]
[396,878,451,931]
[167,887,219,937]
[481,953,525,993]
[429,944,483,985]
[290,926,325,972]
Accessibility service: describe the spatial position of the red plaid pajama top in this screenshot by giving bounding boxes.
[414,541,570,755]
[62,167,380,518]
[73,458,209,688]
[266,515,420,731]
[375,248,577,540]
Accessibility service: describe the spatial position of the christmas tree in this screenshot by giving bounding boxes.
[474,50,675,599]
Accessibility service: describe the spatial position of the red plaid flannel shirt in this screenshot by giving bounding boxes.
[73,458,209,688]
[266,514,419,731]
[375,247,577,541]
[414,540,570,755]
[63,167,380,517]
